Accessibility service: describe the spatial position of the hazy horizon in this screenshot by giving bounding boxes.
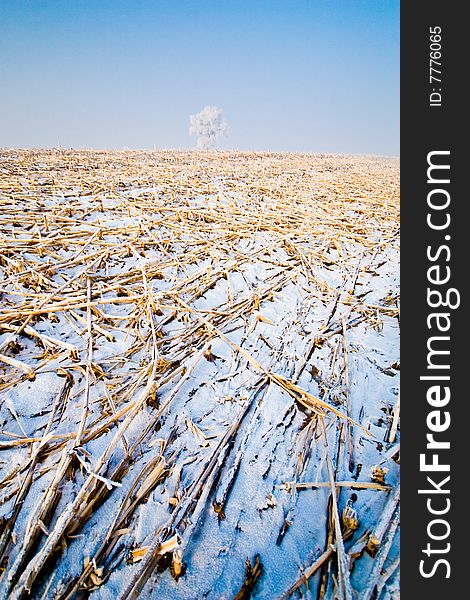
[0,147,399,159]
[1,1,399,155]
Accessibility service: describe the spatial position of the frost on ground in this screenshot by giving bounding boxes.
[0,150,399,599]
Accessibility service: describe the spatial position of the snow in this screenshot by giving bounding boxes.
[0,150,399,599]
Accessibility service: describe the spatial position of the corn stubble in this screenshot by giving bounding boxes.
[0,150,399,599]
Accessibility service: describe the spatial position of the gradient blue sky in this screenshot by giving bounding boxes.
[0,1,399,154]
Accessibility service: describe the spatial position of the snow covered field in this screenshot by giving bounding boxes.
[0,150,399,599]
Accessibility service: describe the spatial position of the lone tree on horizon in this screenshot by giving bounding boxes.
[189,105,230,151]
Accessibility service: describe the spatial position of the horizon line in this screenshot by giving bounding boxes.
[0,146,400,159]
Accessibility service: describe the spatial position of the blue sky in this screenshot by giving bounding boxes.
[0,1,399,154]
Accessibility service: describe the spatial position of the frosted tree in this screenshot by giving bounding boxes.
[189,105,230,150]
